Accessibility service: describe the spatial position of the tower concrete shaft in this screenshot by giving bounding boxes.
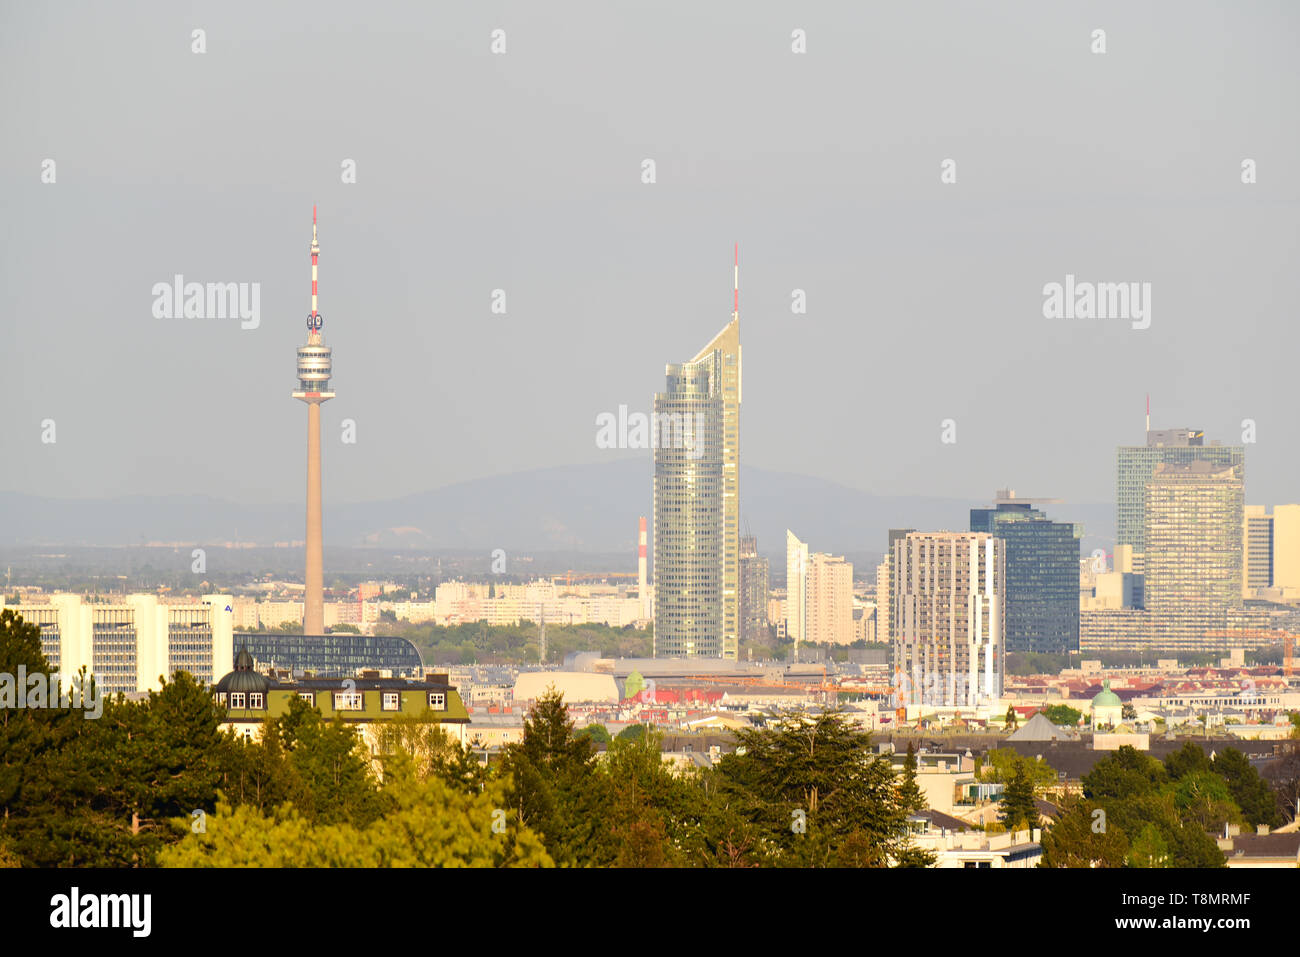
[293,206,335,635]
[305,402,324,634]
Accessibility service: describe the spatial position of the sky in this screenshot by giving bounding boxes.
[1,1,1297,509]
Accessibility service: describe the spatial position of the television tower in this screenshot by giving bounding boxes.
[292,206,335,635]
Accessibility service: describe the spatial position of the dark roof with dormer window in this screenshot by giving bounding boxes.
[214,645,272,696]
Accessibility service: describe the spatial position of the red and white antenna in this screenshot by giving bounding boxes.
[733,242,739,320]
[1145,393,1150,433]
[309,205,321,337]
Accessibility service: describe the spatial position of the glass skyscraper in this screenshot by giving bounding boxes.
[1116,428,1243,554]
[970,496,1081,654]
[652,318,740,659]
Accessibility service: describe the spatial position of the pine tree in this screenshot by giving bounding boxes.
[898,743,927,815]
[999,763,1039,831]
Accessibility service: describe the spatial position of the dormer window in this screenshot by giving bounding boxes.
[230,692,246,709]
[249,692,264,710]
[428,692,446,711]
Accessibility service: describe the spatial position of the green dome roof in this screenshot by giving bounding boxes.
[1091,679,1122,708]
[214,645,270,696]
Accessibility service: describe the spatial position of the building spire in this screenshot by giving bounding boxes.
[733,242,739,320]
[309,205,321,341]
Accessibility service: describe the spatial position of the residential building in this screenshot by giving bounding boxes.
[893,532,1005,708]
[216,646,468,745]
[785,530,808,650]
[807,552,854,646]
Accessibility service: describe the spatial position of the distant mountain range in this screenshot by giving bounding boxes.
[0,461,1115,562]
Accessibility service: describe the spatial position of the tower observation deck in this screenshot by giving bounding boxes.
[294,206,333,637]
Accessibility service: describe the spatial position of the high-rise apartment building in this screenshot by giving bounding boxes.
[893,532,1004,708]
[1271,505,1300,592]
[652,316,740,659]
[806,552,854,646]
[1116,427,1243,557]
[738,535,769,646]
[970,491,1081,654]
[1244,505,1274,595]
[1143,462,1244,614]
[877,528,914,646]
[785,530,809,651]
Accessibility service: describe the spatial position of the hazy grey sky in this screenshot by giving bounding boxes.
[2,1,1296,508]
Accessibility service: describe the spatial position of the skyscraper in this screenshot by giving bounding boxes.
[738,535,769,646]
[893,532,1004,708]
[785,530,808,651]
[1243,505,1274,596]
[652,252,740,659]
[1143,461,1244,614]
[806,552,854,647]
[292,208,334,636]
[1116,426,1243,558]
[970,490,1081,654]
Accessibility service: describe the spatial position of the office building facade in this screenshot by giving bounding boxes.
[0,593,234,695]
[970,494,1081,653]
[1116,428,1243,556]
[1143,461,1244,614]
[653,318,740,658]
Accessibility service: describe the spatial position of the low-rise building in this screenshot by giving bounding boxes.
[215,647,469,746]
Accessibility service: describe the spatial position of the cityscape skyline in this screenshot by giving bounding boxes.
[3,3,1298,512]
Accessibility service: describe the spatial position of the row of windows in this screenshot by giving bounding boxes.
[222,690,448,712]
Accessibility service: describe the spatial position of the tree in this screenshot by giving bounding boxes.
[708,710,932,868]
[980,749,1057,789]
[161,763,551,868]
[601,730,695,867]
[1039,795,1128,868]
[328,624,361,634]
[1004,706,1018,730]
[999,763,1039,831]
[1163,741,1210,781]
[617,723,648,743]
[1043,704,1082,727]
[275,696,382,826]
[499,688,612,866]
[897,743,927,815]
[1263,750,1300,823]
[1082,746,1167,800]
[575,723,612,746]
[1210,748,1282,830]
[371,713,485,795]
